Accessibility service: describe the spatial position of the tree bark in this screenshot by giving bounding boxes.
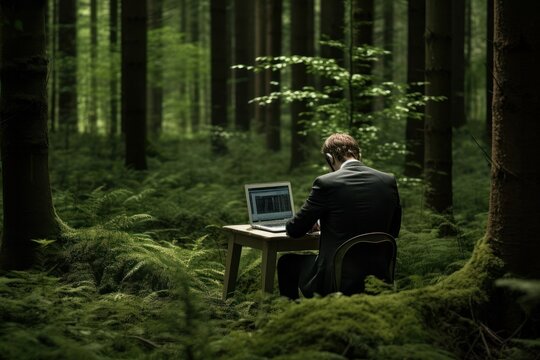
[89,0,98,133]
[58,0,78,146]
[265,0,282,151]
[320,0,344,89]
[210,0,228,154]
[190,0,201,134]
[424,0,453,214]
[486,0,493,144]
[148,0,163,137]
[352,0,374,120]
[486,0,540,277]
[110,0,119,137]
[290,0,314,168]
[0,0,61,270]
[234,0,251,132]
[254,0,267,132]
[122,0,148,170]
[50,0,58,132]
[451,0,466,128]
[382,0,393,84]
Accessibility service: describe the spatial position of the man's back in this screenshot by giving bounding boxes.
[285,161,401,296]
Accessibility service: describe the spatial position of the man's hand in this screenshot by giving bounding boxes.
[309,222,320,233]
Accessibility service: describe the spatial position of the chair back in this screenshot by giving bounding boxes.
[333,232,396,295]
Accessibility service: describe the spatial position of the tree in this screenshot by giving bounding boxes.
[0,0,61,270]
[451,0,466,128]
[234,0,252,132]
[122,0,148,170]
[190,0,202,134]
[254,0,267,132]
[290,0,314,168]
[424,0,453,214]
[382,0,393,84]
[404,0,425,178]
[265,0,282,151]
[58,0,78,146]
[486,0,493,144]
[110,0,119,137]
[486,0,540,278]
[49,0,59,132]
[148,0,164,137]
[320,0,345,89]
[210,0,228,154]
[352,0,374,119]
[88,0,98,133]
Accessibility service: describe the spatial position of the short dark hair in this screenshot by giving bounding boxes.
[321,133,360,162]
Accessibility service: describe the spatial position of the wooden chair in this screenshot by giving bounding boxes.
[333,232,397,295]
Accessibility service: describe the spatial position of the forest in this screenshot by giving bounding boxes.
[0,0,539,359]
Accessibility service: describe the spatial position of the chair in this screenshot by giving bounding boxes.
[333,232,397,295]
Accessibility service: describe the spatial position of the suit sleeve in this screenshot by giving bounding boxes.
[389,177,402,238]
[286,177,326,238]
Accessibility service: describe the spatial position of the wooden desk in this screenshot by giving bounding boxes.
[222,224,319,299]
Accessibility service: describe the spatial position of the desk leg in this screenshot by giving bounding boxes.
[223,237,242,300]
[261,242,277,295]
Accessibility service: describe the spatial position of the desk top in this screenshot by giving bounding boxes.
[223,224,319,241]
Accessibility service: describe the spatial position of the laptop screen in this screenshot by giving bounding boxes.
[247,185,293,222]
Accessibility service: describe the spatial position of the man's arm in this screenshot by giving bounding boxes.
[286,178,326,238]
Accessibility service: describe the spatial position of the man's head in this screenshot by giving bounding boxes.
[321,133,361,161]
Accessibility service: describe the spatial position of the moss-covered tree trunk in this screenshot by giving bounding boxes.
[424,0,453,214]
[486,0,540,278]
[122,0,148,170]
[404,0,425,178]
[265,0,282,152]
[0,0,61,270]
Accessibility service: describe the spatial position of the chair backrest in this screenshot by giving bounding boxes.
[333,232,397,295]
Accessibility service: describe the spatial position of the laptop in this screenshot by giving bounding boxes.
[245,182,295,232]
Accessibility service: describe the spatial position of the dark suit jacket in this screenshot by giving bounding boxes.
[286,161,401,297]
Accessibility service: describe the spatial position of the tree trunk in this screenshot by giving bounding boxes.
[50,0,58,132]
[148,0,163,138]
[486,0,540,278]
[290,0,314,168]
[122,0,148,170]
[89,0,98,133]
[190,0,201,134]
[352,0,374,120]
[234,0,251,132]
[320,0,344,90]
[265,0,282,151]
[254,0,267,132]
[451,0,466,128]
[486,0,493,144]
[382,0,393,84]
[58,0,78,147]
[0,0,61,270]
[210,0,228,154]
[424,0,453,214]
[404,0,425,178]
[110,0,119,137]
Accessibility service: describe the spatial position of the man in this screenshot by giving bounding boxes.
[277,133,401,299]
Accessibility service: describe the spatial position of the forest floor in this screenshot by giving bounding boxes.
[3,127,533,359]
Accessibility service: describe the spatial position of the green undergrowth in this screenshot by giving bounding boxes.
[4,129,537,359]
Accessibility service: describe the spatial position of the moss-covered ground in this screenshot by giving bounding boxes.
[0,128,538,359]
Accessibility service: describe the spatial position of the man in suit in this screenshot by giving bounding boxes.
[277,133,401,299]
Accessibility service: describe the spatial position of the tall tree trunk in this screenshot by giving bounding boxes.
[290,0,314,168]
[451,0,466,128]
[424,0,453,214]
[122,0,148,170]
[486,0,540,278]
[190,0,201,134]
[0,0,61,270]
[234,0,251,131]
[110,0,119,137]
[58,0,78,147]
[265,0,282,151]
[210,0,228,154]
[352,0,374,121]
[254,0,267,132]
[382,0,393,83]
[486,0,493,144]
[148,0,163,138]
[89,0,98,133]
[404,0,425,178]
[320,0,344,93]
[50,0,58,132]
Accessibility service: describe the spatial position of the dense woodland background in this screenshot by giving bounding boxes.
[0,0,539,359]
